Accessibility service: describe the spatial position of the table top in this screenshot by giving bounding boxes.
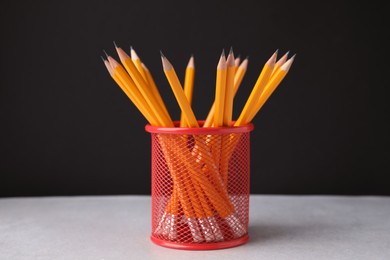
[1,195,389,260]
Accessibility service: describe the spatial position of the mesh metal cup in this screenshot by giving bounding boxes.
[146,121,254,250]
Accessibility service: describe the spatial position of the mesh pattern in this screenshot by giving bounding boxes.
[150,129,251,247]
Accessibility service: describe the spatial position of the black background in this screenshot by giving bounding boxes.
[1,0,389,197]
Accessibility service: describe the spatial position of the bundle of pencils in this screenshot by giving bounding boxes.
[102,44,295,242]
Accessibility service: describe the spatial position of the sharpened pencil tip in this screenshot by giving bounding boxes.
[226,48,235,66]
[268,50,278,65]
[161,54,172,71]
[236,54,241,59]
[234,56,241,67]
[245,56,249,60]
[280,54,296,72]
[100,56,106,62]
[113,41,118,48]
[130,47,140,60]
[229,47,234,55]
[103,49,109,58]
[221,49,225,57]
[160,50,165,58]
[187,55,195,68]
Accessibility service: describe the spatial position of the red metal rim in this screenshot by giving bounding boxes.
[145,121,254,135]
[150,235,249,250]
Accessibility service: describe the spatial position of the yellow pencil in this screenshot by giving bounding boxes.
[234,56,240,69]
[242,55,295,125]
[235,50,278,126]
[180,56,195,127]
[103,57,146,118]
[203,57,248,127]
[214,50,227,127]
[223,48,235,126]
[233,57,248,95]
[106,56,159,126]
[161,52,199,128]
[234,55,240,74]
[271,51,289,77]
[246,52,289,121]
[115,45,174,127]
[141,63,171,123]
[130,46,148,81]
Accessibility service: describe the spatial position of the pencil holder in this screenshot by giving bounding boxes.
[146,121,254,250]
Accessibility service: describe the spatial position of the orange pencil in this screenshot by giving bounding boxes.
[214,50,227,127]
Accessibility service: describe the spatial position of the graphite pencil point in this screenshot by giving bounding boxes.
[160,50,165,58]
[103,49,109,58]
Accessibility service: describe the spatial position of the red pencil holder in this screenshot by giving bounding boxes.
[145,121,254,250]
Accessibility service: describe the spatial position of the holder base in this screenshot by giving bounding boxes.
[150,234,249,250]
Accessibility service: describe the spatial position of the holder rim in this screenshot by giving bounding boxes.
[145,120,254,134]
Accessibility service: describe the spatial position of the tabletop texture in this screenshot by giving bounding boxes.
[1,195,389,260]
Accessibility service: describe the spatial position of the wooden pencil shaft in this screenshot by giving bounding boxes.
[246,56,294,122]
[116,47,174,127]
[180,57,195,127]
[233,59,248,95]
[247,70,287,123]
[142,64,171,123]
[123,57,172,127]
[131,48,148,81]
[223,53,235,126]
[112,74,157,125]
[271,51,289,76]
[214,54,227,127]
[162,56,199,128]
[204,58,247,127]
[235,52,277,126]
[109,60,160,126]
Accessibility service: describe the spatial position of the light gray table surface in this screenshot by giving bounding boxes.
[1,195,389,260]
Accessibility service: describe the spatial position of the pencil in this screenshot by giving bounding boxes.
[213,50,227,127]
[233,57,248,95]
[239,54,295,125]
[161,52,199,128]
[141,63,171,123]
[180,56,195,127]
[245,52,289,121]
[102,57,156,124]
[106,55,160,126]
[115,45,174,127]
[271,51,289,77]
[203,57,248,127]
[223,48,235,126]
[234,55,241,71]
[235,50,278,126]
[130,46,148,81]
